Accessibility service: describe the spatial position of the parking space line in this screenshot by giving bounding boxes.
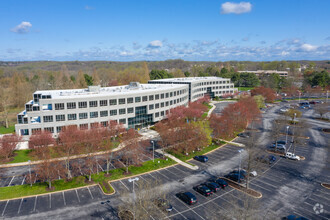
[75,189,81,203]
[17,198,23,214]
[87,187,94,199]
[172,207,188,219]
[49,194,51,209]
[141,206,155,220]
[109,162,116,169]
[8,176,15,186]
[98,164,104,172]
[1,200,8,216]
[138,175,150,183]
[33,196,37,212]
[156,170,170,180]
[119,180,129,190]
[172,166,189,175]
[173,196,206,220]
[62,192,66,206]
[147,172,158,180]
[21,175,26,185]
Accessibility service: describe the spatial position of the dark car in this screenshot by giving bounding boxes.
[193,155,208,163]
[257,155,277,164]
[201,182,220,193]
[273,140,287,145]
[209,178,228,189]
[309,101,316,105]
[193,185,213,196]
[176,192,197,205]
[238,132,250,138]
[224,173,245,183]
[154,198,173,212]
[282,215,309,220]
[230,169,247,178]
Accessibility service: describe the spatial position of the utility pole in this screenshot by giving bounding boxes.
[151,140,155,162]
[128,177,139,220]
[28,160,32,187]
[238,149,244,183]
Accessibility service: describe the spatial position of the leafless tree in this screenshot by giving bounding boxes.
[314,103,329,119]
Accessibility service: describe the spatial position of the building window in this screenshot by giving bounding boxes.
[149,95,154,101]
[80,124,88,130]
[155,94,159,100]
[170,100,173,105]
[90,122,99,129]
[161,94,164,99]
[127,107,134,113]
[155,112,159,117]
[100,100,108,106]
[110,99,117,106]
[89,101,98,107]
[79,112,88,119]
[170,92,173,97]
[161,102,164,107]
[119,118,126,124]
[166,93,169,98]
[67,102,76,109]
[161,111,165,116]
[43,116,53,123]
[68,114,77,120]
[142,96,148,102]
[31,128,41,135]
[127,97,134,104]
[55,103,64,110]
[110,110,117,116]
[101,121,108,127]
[90,111,98,118]
[149,104,154,110]
[56,114,65,122]
[79,101,87,108]
[44,127,54,133]
[166,101,169,106]
[155,103,159,109]
[56,126,63,133]
[119,98,125,105]
[100,110,108,117]
[135,97,141,103]
[119,108,126,115]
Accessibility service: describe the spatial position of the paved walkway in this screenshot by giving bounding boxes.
[155,149,199,170]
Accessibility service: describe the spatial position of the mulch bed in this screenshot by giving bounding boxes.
[220,178,262,198]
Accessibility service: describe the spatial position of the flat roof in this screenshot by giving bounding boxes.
[149,77,228,83]
[34,83,187,100]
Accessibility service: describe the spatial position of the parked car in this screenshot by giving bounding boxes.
[282,215,308,220]
[269,144,286,153]
[224,173,245,183]
[193,155,208,163]
[273,140,287,145]
[309,101,316,105]
[256,155,276,164]
[285,152,300,160]
[209,178,228,189]
[237,132,250,138]
[154,198,173,212]
[193,185,213,196]
[231,169,257,177]
[201,182,220,193]
[176,192,197,205]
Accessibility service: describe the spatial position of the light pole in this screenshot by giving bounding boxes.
[285,126,289,146]
[238,149,244,182]
[28,160,32,187]
[298,91,301,104]
[151,140,155,162]
[128,177,139,220]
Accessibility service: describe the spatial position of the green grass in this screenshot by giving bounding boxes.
[166,141,226,162]
[9,150,32,164]
[238,87,254,91]
[0,157,176,200]
[0,125,15,134]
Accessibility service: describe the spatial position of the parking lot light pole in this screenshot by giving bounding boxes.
[238,149,243,182]
[28,160,32,187]
[285,126,289,146]
[128,177,139,220]
[151,140,155,162]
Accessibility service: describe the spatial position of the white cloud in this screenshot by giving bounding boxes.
[281,51,290,56]
[221,2,252,14]
[11,21,32,34]
[148,40,163,48]
[300,43,318,51]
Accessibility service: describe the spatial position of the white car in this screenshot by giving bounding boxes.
[285,152,300,160]
[249,171,258,177]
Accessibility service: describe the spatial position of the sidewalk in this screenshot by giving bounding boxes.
[155,149,199,170]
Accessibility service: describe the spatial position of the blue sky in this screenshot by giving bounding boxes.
[1,0,329,61]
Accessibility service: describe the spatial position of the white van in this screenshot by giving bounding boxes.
[285,152,300,160]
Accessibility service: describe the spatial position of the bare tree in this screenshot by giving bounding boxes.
[314,103,329,119]
[0,134,21,160]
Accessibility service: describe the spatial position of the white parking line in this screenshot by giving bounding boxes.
[49,194,51,209]
[171,166,189,175]
[17,198,23,214]
[21,176,26,185]
[156,170,170,180]
[141,206,156,220]
[75,189,81,203]
[98,164,104,172]
[109,162,116,169]
[1,200,8,216]
[119,180,129,190]
[87,187,94,199]
[172,207,188,219]
[173,196,206,220]
[33,196,37,212]
[8,176,15,186]
[148,172,158,180]
[62,192,66,206]
[138,175,150,183]
[249,181,272,193]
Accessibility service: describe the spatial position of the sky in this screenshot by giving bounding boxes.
[1,0,329,61]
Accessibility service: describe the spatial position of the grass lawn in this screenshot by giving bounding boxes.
[0,125,15,134]
[0,157,176,200]
[8,150,32,164]
[166,141,226,162]
[238,87,254,91]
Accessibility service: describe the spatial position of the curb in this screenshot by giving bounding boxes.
[221,177,262,199]
[321,183,330,189]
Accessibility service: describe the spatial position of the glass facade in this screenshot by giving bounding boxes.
[128,106,153,129]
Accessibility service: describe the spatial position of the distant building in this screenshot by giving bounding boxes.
[237,70,288,77]
[16,77,237,136]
